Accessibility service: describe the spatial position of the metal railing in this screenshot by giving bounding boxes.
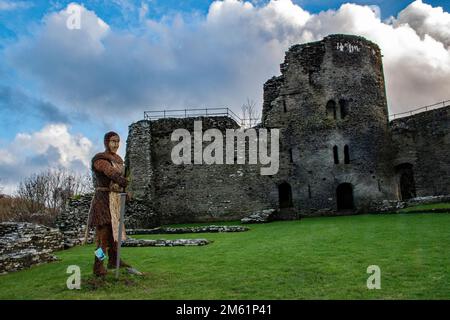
[144,107,260,127]
[389,100,450,120]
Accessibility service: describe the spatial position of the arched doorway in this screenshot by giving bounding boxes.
[395,163,416,200]
[278,182,293,209]
[336,183,354,211]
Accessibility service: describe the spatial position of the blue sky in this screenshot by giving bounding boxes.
[1,1,449,40]
[0,0,450,193]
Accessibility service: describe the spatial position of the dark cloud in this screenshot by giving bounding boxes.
[0,163,26,185]
[0,85,70,124]
[24,146,61,167]
[1,146,63,193]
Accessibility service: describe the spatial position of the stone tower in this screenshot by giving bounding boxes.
[262,34,397,214]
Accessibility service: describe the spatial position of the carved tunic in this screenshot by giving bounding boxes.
[88,151,127,229]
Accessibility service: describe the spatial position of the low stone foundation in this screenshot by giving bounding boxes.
[369,195,450,213]
[123,238,210,247]
[406,195,450,206]
[0,222,64,274]
[241,209,278,223]
[369,200,407,213]
[127,225,249,235]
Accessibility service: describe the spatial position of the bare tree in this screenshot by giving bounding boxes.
[16,167,92,216]
[17,173,48,214]
[241,98,261,128]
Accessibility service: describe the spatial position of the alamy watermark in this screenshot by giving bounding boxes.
[171,121,280,175]
[66,265,81,290]
[366,265,381,289]
[66,4,81,30]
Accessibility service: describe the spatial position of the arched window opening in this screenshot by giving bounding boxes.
[344,145,350,164]
[289,148,293,163]
[326,100,337,120]
[333,146,339,164]
[339,99,348,119]
[283,100,287,113]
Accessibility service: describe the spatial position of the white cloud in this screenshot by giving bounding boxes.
[0,149,15,165]
[14,124,93,168]
[0,0,32,11]
[5,0,450,118]
[0,124,94,194]
[298,2,450,111]
[395,0,450,47]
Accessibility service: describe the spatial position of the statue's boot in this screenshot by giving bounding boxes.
[93,257,108,277]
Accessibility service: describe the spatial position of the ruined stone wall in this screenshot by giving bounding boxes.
[391,106,450,197]
[125,34,448,222]
[262,34,397,214]
[0,222,64,274]
[127,116,276,224]
[125,120,154,200]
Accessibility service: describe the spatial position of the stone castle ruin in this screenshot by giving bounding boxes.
[125,34,450,225]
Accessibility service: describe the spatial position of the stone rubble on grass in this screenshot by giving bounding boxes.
[369,200,407,213]
[0,222,64,275]
[370,195,450,213]
[406,195,450,206]
[122,238,210,247]
[240,209,277,224]
[127,225,248,235]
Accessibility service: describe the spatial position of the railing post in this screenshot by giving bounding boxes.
[164,110,166,118]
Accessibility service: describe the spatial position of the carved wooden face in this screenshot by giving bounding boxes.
[108,135,120,153]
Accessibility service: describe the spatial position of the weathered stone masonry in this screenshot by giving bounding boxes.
[126,117,276,224]
[0,222,64,274]
[261,34,396,215]
[126,34,450,224]
[391,106,450,197]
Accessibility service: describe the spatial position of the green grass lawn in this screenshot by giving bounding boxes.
[0,213,449,299]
